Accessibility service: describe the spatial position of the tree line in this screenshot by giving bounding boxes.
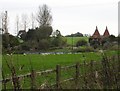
[1,4,119,54]
[1,4,67,53]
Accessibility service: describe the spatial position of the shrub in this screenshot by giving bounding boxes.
[89,40,100,49]
[102,42,111,50]
[21,44,30,51]
[76,39,87,47]
[73,46,94,52]
[109,45,118,50]
[51,36,67,47]
[38,39,50,50]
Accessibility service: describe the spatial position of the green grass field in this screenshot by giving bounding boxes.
[2,50,117,76]
[66,37,89,46]
[2,50,118,89]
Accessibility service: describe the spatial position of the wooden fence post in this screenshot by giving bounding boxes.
[117,55,120,89]
[101,56,111,89]
[111,56,118,89]
[90,60,94,88]
[56,64,61,89]
[11,68,21,90]
[83,60,88,89]
[111,56,119,89]
[31,69,36,89]
[2,70,6,90]
[75,62,80,89]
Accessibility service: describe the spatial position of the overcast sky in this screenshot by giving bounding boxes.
[0,0,119,36]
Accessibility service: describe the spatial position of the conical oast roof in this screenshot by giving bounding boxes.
[103,26,110,37]
[92,26,100,38]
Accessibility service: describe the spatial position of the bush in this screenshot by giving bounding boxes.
[89,40,100,49]
[109,45,118,50]
[21,43,30,51]
[102,42,111,50]
[51,36,67,47]
[76,39,87,47]
[38,39,50,50]
[73,46,94,52]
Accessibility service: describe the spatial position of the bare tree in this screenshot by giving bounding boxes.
[31,13,35,29]
[0,13,2,34]
[1,13,4,34]
[15,15,19,35]
[1,11,8,34]
[36,4,52,27]
[4,11,8,34]
[21,14,28,31]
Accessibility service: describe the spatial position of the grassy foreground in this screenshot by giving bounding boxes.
[1,50,119,89]
[2,50,117,77]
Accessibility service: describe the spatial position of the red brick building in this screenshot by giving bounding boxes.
[89,26,110,44]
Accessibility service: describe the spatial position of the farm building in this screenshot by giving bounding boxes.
[89,26,110,45]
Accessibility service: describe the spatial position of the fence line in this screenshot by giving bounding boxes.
[1,55,119,89]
